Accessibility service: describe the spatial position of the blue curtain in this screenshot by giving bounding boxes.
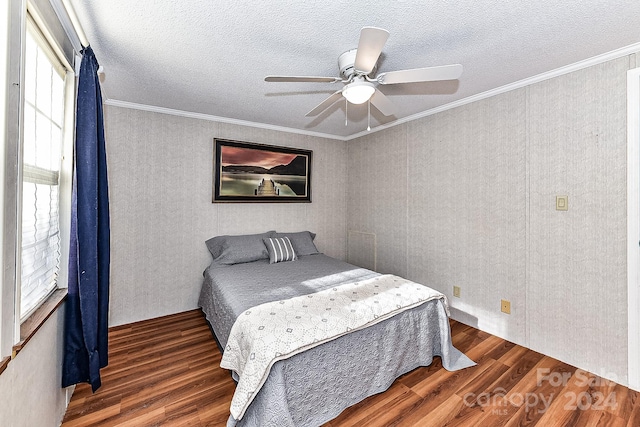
[62,46,110,392]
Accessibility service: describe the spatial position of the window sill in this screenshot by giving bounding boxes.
[12,288,67,358]
[0,356,9,376]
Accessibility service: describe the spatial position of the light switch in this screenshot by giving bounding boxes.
[556,195,568,211]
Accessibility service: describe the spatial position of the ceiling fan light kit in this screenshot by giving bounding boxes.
[342,79,376,104]
[265,26,463,129]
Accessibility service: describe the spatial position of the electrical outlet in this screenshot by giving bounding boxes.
[453,286,461,298]
[501,299,511,314]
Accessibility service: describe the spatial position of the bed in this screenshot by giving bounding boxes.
[198,231,475,427]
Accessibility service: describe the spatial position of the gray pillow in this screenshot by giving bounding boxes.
[205,231,275,265]
[272,231,319,256]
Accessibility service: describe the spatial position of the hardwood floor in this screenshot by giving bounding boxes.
[61,309,640,427]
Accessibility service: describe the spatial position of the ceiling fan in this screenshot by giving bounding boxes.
[265,26,463,121]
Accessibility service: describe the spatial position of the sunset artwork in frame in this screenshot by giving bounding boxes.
[212,139,312,203]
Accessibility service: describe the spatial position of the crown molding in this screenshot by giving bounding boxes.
[103,99,349,141]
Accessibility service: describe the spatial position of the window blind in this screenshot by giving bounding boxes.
[19,19,65,321]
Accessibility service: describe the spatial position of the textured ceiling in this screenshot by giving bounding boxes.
[68,0,640,139]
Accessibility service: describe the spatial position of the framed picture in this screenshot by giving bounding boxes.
[213,138,312,203]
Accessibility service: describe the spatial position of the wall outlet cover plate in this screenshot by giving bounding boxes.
[501,299,511,314]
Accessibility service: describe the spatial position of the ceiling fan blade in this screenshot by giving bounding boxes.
[370,89,395,116]
[377,64,463,85]
[305,90,344,117]
[265,76,342,83]
[354,27,390,74]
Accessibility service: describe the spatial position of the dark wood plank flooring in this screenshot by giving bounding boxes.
[61,309,640,426]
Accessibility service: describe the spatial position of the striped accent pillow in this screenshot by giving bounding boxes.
[263,237,297,264]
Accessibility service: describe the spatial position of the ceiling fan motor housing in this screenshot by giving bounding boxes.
[339,49,375,80]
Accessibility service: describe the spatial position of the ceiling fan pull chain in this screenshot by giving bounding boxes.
[345,98,348,126]
[367,99,371,131]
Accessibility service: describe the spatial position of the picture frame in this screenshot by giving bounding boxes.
[212,138,312,203]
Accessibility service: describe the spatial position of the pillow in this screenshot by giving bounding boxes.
[263,237,297,264]
[205,231,275,265]
[272,231,319,256]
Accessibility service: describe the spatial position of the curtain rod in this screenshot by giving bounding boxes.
[60,0,89,48]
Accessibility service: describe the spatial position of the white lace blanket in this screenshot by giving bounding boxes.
[220,274,448,420]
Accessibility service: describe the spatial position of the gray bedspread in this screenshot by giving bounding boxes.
[198,254,475,427]
[199,254,378,349]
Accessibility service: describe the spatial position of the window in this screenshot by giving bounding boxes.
[19,17,67,321]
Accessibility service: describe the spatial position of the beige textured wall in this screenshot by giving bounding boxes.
[348,55,631,384]
[347,125,408,276]
[527,58,629,382]
[408,90,528,341]
[104,106,348,326]
[0,306,70,426]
